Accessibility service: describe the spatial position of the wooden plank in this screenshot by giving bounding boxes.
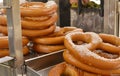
[104,0,119,35]
[104,0,110,34]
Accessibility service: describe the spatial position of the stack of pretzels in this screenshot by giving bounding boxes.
[0,1,59,54]
[32,26,83,53]
[0,36,29,58]
[20,1,58,37]
[0,1,58,38]
[0,1,83,54]
[49,31,120,76]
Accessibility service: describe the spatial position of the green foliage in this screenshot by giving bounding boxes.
[83,1,100,8]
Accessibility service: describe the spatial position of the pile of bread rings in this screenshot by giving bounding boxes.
[0,1,83,55]
[0,1,59,55]
[0,1,58,37]
[32,26,83,53]
[0,1,120,76]
[0,35,29,58]
[48,31,120,76]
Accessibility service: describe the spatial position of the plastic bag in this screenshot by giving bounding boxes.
[75,0,104,33]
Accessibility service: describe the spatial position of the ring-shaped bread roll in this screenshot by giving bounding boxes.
[48,27,83,37]
[0,13,58,30]
[33,44,65,53]
[0,46,29,58]
[33,36,64,45]
[22,25,55,37]
[0,24,56,37]
[20,1,58,17]
[21,13,58,29]
[0,15,7,25]
[0,25,8,35]
[22,15,51,21]
[0,36,29,48]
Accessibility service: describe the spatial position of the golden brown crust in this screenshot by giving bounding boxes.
[32,36,64,45]
[99,33,120,45]
[0,36,29,49]
[63,63,80,76]
[48,62,66,76]
[48,27,83,37]
[0,46,29,58]
[2,1,58,17]
[48,61,109,76]
[21,13,58,29]
[63,50,120,75]
[99,34,120,54]
[0,14,58,30]
[48,62,79,76]
[0,24,56,37]
[0,25,8,35]
[22,15,51,21]
[22,24,56,37]
[33,44,65,53]
[0,15,7,25]
[64,31,120,70]
[20,1,58,17]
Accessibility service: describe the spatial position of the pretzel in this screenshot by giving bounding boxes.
[0,36,29,48]
[32,36,64,45]
[64,32,120,70]
[20,1,57,17]
[63,50,120,75]
[0,24,56,37]
[99,33,120,54]
[0,46,29,58]
[33,44,65,53]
